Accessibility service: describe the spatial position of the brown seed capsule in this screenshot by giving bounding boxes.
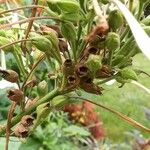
[59,39,68,53]
[96,65,114,78]
[76,64,89,78]
[14,124,28,138]
[62,59,75,76]
[80,76,103,95]
[7,89,23,102]
[45,24,63,38]
[86,21,109,42]
[0,69,18,83]
[20,115,34,127]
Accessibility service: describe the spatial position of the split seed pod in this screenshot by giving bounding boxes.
[14,124,28,138]
[0,69,18,83]
[80,76,103,95]
[20,115,34,127]
[8,89,23,102]
[96,65,114,78]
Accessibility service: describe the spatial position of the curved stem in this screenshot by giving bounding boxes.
[0,16,62,30]
[0,5,45,16]
[21,54,45,90]
[0,39,32,50]
[71,96,150,133]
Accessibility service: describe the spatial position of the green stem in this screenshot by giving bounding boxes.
[137,2,144,20]
[0,88,61,135]
[13,49,26,77]
[95,74,118,85]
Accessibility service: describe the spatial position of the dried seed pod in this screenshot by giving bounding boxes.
[62,59,75,76]
[67,75,76,84]
[14,124,28,138]
[80,76,103,95]
[8,89,23,102]
[59,39,68,53]
[86,21,109,42]
[96,65,114,78]
[20,115,34,127]
[0,69,18,83]
[76,64,89,78]
[108,9,124,31]
[46,25,62,38]
[25,98,37,110]
[37,80,48,97]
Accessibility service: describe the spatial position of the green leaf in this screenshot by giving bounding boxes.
[63,125,90,136]
[19,138,41,150]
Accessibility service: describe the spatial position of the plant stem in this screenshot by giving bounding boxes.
[21,0,39,54]
[13,49,26,77]
[95,74,118,85]
[0,5,45,16]
[71,96,150,133]
[0,16,62,29]
[0,88,61,136]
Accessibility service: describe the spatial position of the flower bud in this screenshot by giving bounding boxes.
[31,34,52,53]
[37,80,48,97]
[36,102,50,119]
[0,36,14,53]
[20,115,34,127]
[47,0,80,13]
[108,9,124,31]
[86,54,102,75]
[119,68,138,81]
[60,22,77,42]
[51,95,68,109]
[106,32,120,51]
[0,69,18,83]
[8,89,23,102]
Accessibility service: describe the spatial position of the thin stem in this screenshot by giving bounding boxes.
[0,16,62,29]
[21,54,45,89]
[21,0,39,54]
[71,96,150,133]
[5,102,17,150]
[0,39,32,50]
[95,74,118,85]
[129,0,134,12]
[131,80,150,94]
[0,5,45,16]
[12,49,26,77]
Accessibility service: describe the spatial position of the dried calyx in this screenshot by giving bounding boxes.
[7,89,23,102]
[0,69,18,83]
[20,115,34,127]
[14,124,28,138]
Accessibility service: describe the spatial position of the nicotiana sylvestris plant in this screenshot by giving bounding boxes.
[0,0,150,149]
